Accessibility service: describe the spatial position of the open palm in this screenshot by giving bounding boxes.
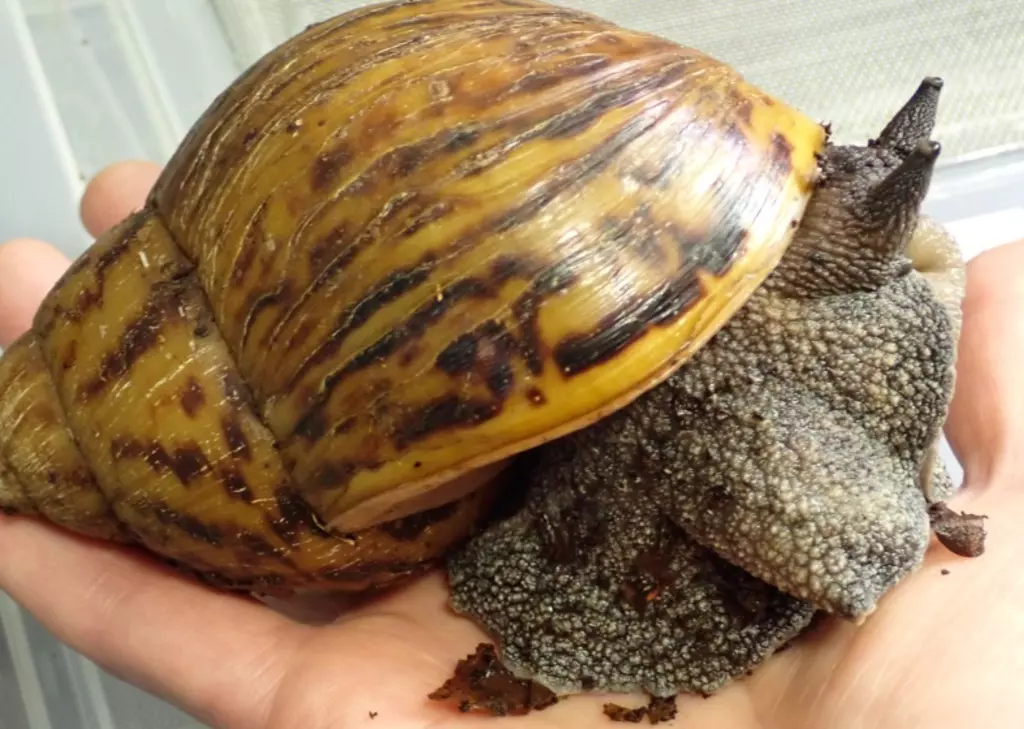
[1,162,1021,729]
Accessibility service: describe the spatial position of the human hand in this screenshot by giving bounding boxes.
[0,161,1021,729]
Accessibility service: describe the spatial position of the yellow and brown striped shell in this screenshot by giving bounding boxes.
[0,0,826,595]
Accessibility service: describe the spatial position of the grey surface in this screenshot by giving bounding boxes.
[16,610,96,729]
[0,0,88,255]
[925,148,1024,224]
[0,608,33,729]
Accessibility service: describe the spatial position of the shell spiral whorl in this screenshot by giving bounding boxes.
[0,210,501,594]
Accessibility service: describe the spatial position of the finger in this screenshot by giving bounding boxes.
[945,239,1024,491]
[0,514,303,728]
[0,238,70,346]
[80,160,162,238]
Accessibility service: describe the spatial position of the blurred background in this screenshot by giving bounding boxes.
[1,1,1022,727]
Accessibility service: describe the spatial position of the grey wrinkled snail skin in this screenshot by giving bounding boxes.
[0,0,973,708]
[446,78,968,697]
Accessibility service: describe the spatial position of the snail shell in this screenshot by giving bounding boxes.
[0,0,824,595]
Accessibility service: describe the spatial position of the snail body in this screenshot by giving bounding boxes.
[0,0,969,702]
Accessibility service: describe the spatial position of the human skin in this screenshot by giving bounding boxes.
[0,160,1022,729]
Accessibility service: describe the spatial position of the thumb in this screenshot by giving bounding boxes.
[944,239,1024,493]
[79,160,163,237]
[0,239,70,345]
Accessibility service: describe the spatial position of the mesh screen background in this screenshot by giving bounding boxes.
[209,0,1024,164]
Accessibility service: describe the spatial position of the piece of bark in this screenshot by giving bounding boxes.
[603,695,678,724]
[928,502,987,557]
[428,643,558,716]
